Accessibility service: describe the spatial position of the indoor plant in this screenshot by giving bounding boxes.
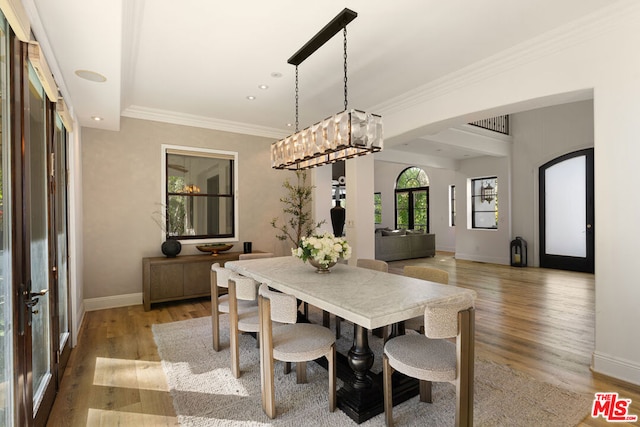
[271,170,325,247]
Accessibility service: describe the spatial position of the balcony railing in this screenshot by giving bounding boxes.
[469,115,509,135]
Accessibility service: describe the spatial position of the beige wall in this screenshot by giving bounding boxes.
[82,117,293,300]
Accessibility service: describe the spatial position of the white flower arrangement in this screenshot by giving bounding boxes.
[292,232,352,267]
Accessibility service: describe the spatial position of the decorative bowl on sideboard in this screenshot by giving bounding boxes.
[196,243,233,256]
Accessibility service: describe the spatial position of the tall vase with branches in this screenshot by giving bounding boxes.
[271,170,325,248]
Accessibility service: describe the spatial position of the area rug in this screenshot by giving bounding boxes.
[152,312,592,426]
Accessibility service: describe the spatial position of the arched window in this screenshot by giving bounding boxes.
[395,167,429,231]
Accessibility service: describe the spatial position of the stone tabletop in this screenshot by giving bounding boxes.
[225,256,476,330]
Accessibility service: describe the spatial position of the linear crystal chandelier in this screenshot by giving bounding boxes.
[271,8,383,170]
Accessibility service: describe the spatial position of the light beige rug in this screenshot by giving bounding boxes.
[153,313,592,426]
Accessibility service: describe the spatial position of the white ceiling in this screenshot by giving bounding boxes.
[26,0,609,160]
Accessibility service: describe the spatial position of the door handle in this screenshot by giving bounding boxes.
[19,283,49,335]
[30,289,49,298]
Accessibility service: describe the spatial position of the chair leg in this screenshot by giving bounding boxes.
[335,316,342,339]
[259,296,276,419]
[328,344,336,412]
[264,358,276,419]
[419,380,432,403]
[382,354,394,427]
[212,311,221,351]
[230,320,240,378]
[296,361,307,384]
[455,308,475,427]
[229,282,241,378]
[284,362,291,374]
[211,271,221,351]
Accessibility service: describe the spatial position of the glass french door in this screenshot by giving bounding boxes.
[395,189,429,232]
[26,59,56,426]
[0,12,71,425]
[0,15,13,426]
[53,114,71,380]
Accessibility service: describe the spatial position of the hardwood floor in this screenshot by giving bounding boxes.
[47,253,640,426]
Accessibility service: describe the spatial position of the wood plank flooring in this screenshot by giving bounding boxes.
[47,253,640,426]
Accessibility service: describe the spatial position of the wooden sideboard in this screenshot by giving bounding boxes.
[142,252,242,311]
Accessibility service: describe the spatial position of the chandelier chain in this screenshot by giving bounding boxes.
[295,65,299,132]
[343,26,348,111]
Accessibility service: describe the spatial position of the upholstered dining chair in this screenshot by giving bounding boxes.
[227,274,261,378]
[335,258,389,339]
[403,265,449,334]
[382,293,475,426]
[210,263,256,351]
[257,284,336,419]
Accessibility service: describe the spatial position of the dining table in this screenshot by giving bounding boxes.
[225,255,476,425]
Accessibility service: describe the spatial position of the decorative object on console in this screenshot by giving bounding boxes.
[161,239,181,258]
[196,243,233,256]
[270,8,382,171]
[293,232,351,273]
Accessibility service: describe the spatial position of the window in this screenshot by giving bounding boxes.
[163,145,238,241]
[471,177,498,229]
[449,185,456,227]
[395,167,429,232]
[374,192,382,224]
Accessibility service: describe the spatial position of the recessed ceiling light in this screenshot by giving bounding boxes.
[258,84,269,90]
[286,123,293,127]
[270,72,282,78]
[91,116,103,121]
[75,69,107,82]
[246,96,256,100]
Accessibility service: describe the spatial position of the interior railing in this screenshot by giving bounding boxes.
[469,115,509,135]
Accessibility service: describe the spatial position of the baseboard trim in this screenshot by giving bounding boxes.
[592,351,640,386]
[84,293,143,311]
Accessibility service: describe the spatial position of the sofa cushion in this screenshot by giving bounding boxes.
[406,229,425,235]
[381,229,406,236]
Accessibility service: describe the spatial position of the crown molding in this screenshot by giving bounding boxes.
[373,0,639,118]
[121,105,288,139]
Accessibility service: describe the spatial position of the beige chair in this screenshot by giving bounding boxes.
[228,274,261,378]
[210,263,255,351]
[403,266,449,333]
[238,252,275,260]
[335,258,389,338]
[382,294,475,426]
[258,284,336,419]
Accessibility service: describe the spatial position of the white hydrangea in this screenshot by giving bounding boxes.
[293,232,352,266]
